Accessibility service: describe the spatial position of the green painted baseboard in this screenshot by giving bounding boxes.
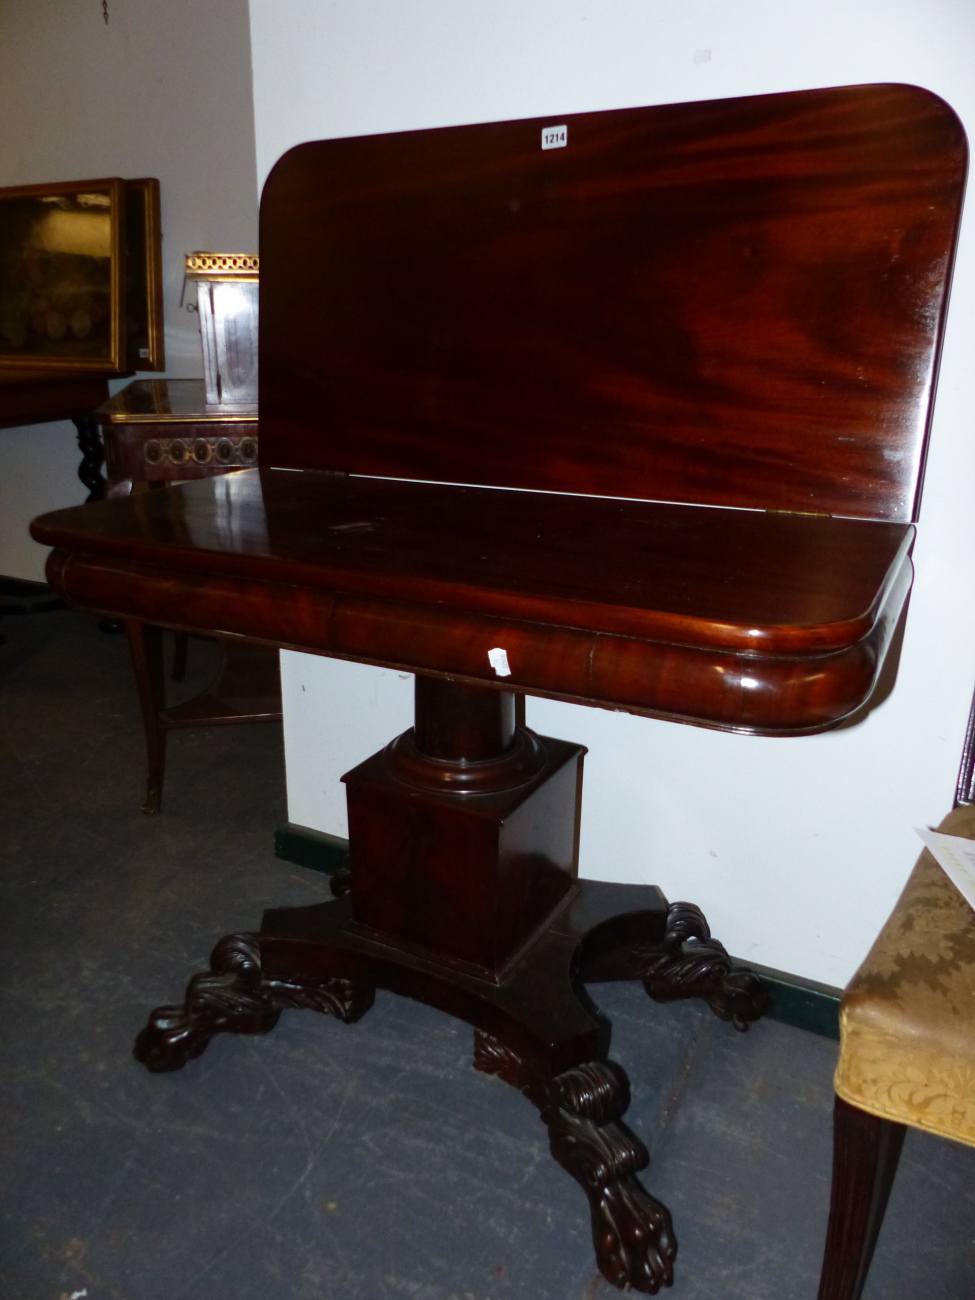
[274,822,841,1040]
[731,958,840,1040]
[274,822,349,875]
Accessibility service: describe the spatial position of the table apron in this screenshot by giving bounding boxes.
[46,547,910,737]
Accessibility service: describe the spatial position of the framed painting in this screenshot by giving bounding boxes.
[125,177,165,372]
[0,177,127,372]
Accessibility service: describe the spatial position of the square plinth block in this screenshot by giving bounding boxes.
[343,733,585,979]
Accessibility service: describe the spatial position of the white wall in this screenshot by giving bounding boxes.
[0,0,259,580]
[253,0,975,986]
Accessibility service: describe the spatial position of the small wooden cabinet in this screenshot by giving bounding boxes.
[98,378,258,493]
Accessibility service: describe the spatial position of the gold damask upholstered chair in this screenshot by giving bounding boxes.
[817,801,975,1300]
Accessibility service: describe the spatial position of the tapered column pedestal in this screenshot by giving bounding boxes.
[134,676,770,1293]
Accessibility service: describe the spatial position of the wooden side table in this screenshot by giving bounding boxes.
[98,377,258,493]
[0,369,110,435]
[96,379,281,814]
[0,369,113,644]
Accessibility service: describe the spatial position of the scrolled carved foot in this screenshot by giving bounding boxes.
[134,932,374,1073]
[474,1033,676,1293]
[134,932,278,1073]
[545,1062,676,1293]
[642,902,770,1031]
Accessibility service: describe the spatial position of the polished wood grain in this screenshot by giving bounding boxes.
[0,370,111,430]
[97,380,259,488]
[34,469,914,652]
[41,87,962,1294]
[817,1098,906,1300]
[32,467,912,734]
[260,84,965,522]
[343,678,584,978]
[346,732,583,978]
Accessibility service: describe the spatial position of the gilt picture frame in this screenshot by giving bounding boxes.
[0,177,127,373]
[125,177,165,373]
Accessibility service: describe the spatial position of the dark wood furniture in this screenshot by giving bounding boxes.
[96,378,280,814]
[0,369,120,648]
[31,84,966,1292]
[816,809,975,1300]
[99,378,258,492]
[0,370,110,432]
[0,369,113,500]
[816,679,975,1300]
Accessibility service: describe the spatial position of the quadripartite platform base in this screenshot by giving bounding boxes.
[134,878,769,1293]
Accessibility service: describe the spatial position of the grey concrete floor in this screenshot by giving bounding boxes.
[1,608,974,1300]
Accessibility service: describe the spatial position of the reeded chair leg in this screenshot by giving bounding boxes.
[817,1095,906,1300]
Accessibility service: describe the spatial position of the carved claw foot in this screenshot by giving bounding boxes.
[642,902,770,1031]
[134,932,374,1072]
[474,1032,676,1293]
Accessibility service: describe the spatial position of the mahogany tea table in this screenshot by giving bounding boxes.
[31,83,966,1292]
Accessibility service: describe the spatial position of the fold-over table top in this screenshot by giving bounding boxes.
[36,469,912,654]
[260,83,966,522]
[30,82,967,734]
[33,468,913,735]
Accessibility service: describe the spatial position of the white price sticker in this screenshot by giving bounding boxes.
[541,124,567,151]
[488,647,512,677]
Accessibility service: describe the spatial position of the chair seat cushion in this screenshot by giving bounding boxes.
[835,804,975,1145]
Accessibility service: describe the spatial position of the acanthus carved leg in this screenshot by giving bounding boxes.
[134,932,374,1073]
[641,902,770,1031]
[474,1030,676,1294]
